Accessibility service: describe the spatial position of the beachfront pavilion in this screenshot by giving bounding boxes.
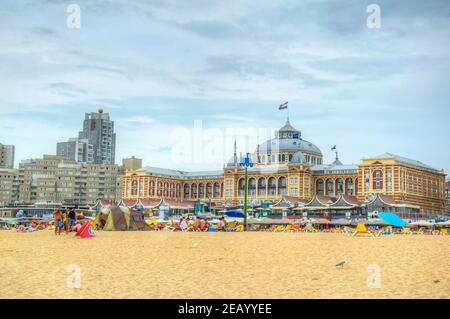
[120,117,446,217]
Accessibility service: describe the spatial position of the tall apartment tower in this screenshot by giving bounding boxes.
[57,138,94,163]
[0,143,15,169]
[78,108,116,165]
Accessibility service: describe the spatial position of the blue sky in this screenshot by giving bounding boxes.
[0,0,449,173]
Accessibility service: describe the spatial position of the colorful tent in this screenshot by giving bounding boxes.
[93,206,151,231]
[76,220,95,238]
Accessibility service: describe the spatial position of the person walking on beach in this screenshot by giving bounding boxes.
[53,209,63,235]
[67,209,77,233]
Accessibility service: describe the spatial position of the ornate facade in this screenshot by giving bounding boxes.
[122,118,447,215]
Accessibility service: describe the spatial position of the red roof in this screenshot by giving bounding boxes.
[163,199,196,209]
[379,194,397,205]
[139,199,162,208]
[121,199,138,207]
[285,196,309,205]
[342,195,360,206]
[316,195,335,205]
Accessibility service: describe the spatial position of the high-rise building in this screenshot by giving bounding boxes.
[57,138,94,163]
[16,155,122,205]
[0,168,18,206]
[123,156,142,171]
[78,108,116,165]
[0,143,15,169]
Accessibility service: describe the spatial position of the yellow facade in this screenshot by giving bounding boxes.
[121,119,446,215]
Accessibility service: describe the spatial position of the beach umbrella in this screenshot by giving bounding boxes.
[225,210,245,218]
[378,212,406,227]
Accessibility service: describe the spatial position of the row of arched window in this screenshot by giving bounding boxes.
[129,179,224,199]
[238,177,287,196]
[316,177,358,196]
[183,182,223,199]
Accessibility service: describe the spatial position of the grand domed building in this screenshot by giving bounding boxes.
[121,117,447,218]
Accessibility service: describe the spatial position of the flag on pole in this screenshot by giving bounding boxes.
[331,145,337,151]
[279,101,288,110]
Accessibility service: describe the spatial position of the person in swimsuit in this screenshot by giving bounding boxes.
[53,209,63,235]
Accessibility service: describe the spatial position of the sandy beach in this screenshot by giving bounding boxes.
[0,230,449,299]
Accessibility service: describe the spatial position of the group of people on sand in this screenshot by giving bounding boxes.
[150,215,237,232]
[53,208,82,235]
[164,216,211,232]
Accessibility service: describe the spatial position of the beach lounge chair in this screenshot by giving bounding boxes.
[440,228,448,235]
[284,225,292,232]
[274,225,285,232]
[291,224,301,232]
[226,221,237,231]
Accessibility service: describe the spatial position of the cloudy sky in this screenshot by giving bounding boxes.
[0,0,449,172]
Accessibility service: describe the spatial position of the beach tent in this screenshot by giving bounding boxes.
[129,209,153,231]
[378,212,406,227]
[93,206,129,231]
[93,206,152,231]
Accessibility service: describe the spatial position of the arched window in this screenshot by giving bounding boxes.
[206,183,213,198]
[157,181,162,196]
[169,183,175,198]
[345,178,354,195]
[149,180,155,196]
[199,183,205,198]
[336,178,344,195]
[268,177,277,196]
[316,179,324,195]
[131,180,138,196]
[163,182,169,197]
[249,178,256,196]
[213,183,221,198]
[278,176,286,196]
[238,178,245,196]
[326,178,334,196]
[184,184,190,199]
[176,184,180,198]
[373,170,383,190]
[191,183,197,199]
[258,178,267,196]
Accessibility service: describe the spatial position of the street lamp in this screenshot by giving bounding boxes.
[240,152,254,230]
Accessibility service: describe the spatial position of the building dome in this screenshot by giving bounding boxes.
[254,118,323,166]
[256,118,322,155]
[291,152,307,164]
[257,138,322,155]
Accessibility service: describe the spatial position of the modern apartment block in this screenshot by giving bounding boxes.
[57,138,94,163]
[0,168,18,206]
[0,143,15,169]
[78,108,116,165]
[16,155,122,205]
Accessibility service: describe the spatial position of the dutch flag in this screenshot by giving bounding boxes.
[279,101,288,110]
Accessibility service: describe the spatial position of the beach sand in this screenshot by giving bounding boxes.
[0,230,449,299]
